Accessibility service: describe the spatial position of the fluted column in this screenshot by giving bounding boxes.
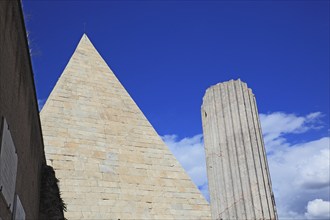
[202,79,277,220]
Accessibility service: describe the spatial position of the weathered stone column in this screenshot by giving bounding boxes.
[201,79,277,220]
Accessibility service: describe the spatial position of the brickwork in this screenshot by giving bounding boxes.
[40,34,211,219]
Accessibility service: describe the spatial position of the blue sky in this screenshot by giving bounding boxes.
[23,1,329,219]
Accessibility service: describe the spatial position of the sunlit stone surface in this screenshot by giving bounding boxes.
[202,79,277,220]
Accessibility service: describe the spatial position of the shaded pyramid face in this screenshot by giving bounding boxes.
[40,34,210,219]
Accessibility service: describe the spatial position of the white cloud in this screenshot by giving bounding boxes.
[305,199,330,219]
[260,111,323,153]
[162,111,330,219]
[258,112,329,219]
[267,136,330,219]
[260,112,323,135]
[162,134,209,200]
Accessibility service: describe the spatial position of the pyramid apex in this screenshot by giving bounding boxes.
[74,33,100,57]
[79,33,91,44]
[82,33,88,38]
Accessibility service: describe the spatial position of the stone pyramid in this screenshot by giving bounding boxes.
[40,34,210,219]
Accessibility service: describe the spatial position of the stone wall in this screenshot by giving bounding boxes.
[0,1,46,219]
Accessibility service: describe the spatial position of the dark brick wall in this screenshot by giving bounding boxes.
[0,0,46,219]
